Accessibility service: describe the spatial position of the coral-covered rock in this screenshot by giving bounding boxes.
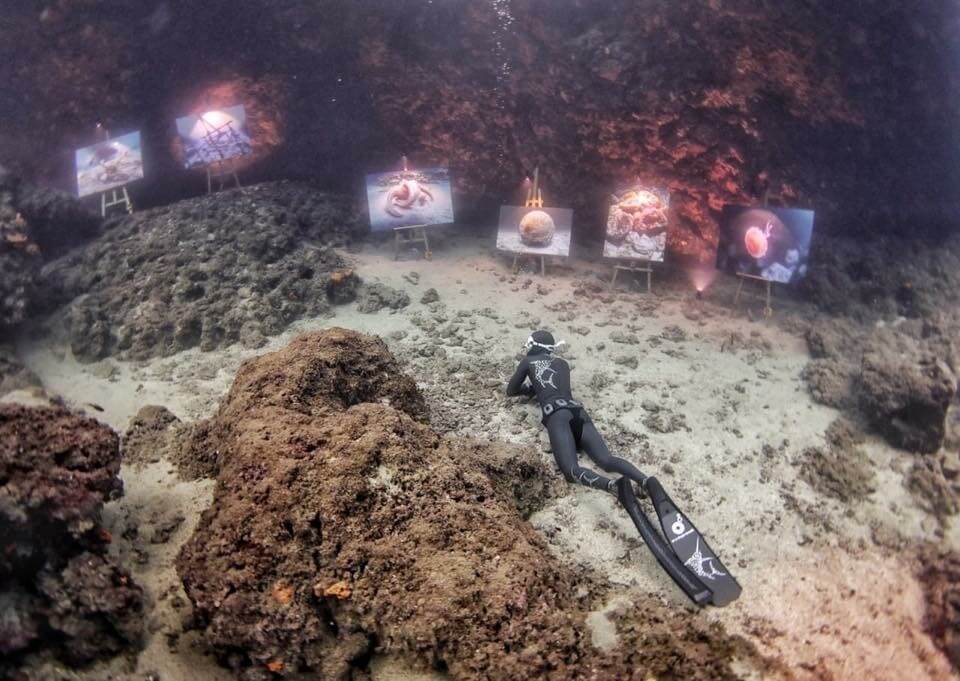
[177,328,768,679]
[16,184,101,259]
[860,329,958,454]
[0,405,143,674]
[803,313,959,454]
[43,182,364,362]
[917,547,960,670]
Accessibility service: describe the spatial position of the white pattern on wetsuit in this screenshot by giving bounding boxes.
[530,359,558,389]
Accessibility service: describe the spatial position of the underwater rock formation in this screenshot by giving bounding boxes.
[859,329,958,454]
[43,182,365,362]
[917,546,960,670]
[0,166,100,330]
[0,405,143,674]
[176,328,771,680]
[804,311,958,455]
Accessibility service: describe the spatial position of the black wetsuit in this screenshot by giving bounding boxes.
[506,350,646,493]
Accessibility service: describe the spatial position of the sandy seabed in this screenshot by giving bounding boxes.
[12,232,959,681]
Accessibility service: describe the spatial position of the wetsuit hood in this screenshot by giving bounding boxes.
[526,330,560,356]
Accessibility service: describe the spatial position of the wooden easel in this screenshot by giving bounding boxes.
[90,124,134,217]
[734,272,773,317]
[512,166,548,275]
[206,162,241,194]
[100,186,133,217]
[611,260,653,292]
[394,224,432,260]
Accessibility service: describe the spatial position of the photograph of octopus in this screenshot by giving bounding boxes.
[175,105,253,169]
[602,185,670,262]
[75,131,144,198]
[365,167,454,231]
[496,205,573,257]
[716,205,815,284]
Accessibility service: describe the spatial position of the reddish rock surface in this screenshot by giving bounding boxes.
[0,405,144,675]
[917,547,960,670]
[177,328,774,679]
[1,2,958,258]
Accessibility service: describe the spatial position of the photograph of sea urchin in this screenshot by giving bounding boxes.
[496,205,573,257]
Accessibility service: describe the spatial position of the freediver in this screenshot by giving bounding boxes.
[506,330,646,493]
[506,330,743,607]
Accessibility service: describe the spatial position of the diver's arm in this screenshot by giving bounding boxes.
[506,358,533,396]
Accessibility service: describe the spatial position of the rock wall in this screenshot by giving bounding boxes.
[1,1,958,256]
[176,328,774,679]
[0,405,144,675]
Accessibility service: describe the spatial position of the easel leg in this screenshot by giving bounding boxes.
[764,281,773,317]
[646,269,652,293]
[512,254,519,274]
[611,267,619,289]
[421,228,432,261]
[394,231,401,261]
[734,277,745,304]
[540,256,546,276]
[122,187,133,214]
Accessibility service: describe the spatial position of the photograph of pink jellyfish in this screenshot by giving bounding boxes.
[365,167,454,231]
[716,205,815,284]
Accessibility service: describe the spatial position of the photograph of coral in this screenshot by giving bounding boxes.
[75,131,144,198]
[716,205,815,284]
[603,185,670,261]
[365,167,454,231]
[496,206,573,257]
[175,105,253,169]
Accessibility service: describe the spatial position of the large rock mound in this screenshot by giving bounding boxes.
[804,317,958,455]
[43,182,364,362]
[176,329,771,680]
[0,405,143,675]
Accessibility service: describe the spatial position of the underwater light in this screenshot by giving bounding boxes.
[689,267,717,294]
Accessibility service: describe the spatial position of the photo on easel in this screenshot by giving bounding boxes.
[75,131,144,198]
[365,167,454,232]
[716,205,815,284]
[602,185,670,262]
[496,206,573,257]
[175,105,253,169]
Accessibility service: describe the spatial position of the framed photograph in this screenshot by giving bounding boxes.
[716,205,815,284]
[603,185,669,262]
[365,167,454,231]
[496,206,573,257]
[175,105,253,169]
[75,131,144,198]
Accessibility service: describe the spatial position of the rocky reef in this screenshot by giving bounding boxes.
[43,182,364,362]
[175,328,772,680]
[0,405,144,676]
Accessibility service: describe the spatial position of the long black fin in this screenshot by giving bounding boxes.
[614,478,712,606]
[644,477,742,607]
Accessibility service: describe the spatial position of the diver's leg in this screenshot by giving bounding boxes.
[546,411,615,493]
[579,420,647,484]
